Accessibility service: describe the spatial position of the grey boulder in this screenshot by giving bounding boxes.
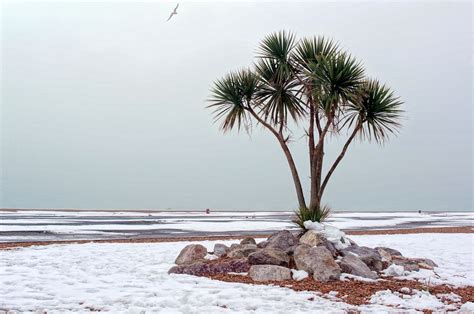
[249,265,292,282]
[227,244,258,258]
[339,254,378,279]
[175,244,207,265]
[264,230,299,251]
[248,248,290,267]
[294,245,341,282]
[169,258,250,276]
[240,237,257,245]
[213,243,230,257]
[375,247,402,257]
[341,246,383,271]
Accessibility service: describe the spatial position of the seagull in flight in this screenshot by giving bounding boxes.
[167,3,179,21]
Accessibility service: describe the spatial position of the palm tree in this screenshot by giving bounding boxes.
[208,31,403,226]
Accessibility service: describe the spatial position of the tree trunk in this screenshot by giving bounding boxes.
[309,114,333,211]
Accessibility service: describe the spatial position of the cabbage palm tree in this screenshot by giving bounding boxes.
[208,31,403,222]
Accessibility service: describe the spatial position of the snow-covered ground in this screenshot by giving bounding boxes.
[0,210,472,242]
[1,233,472,313]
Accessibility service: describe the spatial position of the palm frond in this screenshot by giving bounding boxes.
[312,52,365,106]
[293,204,332,231]
[344,79,404,143]
[207,69,260,132]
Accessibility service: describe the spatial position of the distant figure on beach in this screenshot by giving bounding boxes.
[418,210,422,214]
[205,208,210,214]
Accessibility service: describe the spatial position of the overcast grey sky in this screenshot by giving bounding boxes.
[1,1,472,211]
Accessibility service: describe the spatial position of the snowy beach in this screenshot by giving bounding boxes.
[0,210,472,243]
[1,233,473,313]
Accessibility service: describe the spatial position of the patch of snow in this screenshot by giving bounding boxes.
[303,220,324,231]
[382,264,406,277]
[340,273,377,283]
[460,302,474,312]
[369,289,450,311]
[291,269,309,281]
[204,254,219,261]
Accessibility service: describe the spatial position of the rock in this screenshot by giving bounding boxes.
[411,258,438,268]
[341,246,383,271]
[284,245,298,256]
[169,258,250,276]
[376,248,392,263]
[230,243,240,250]
[265,230,299,251]
[213,244,230,257]
[376,248,393,269]
[375,247,402,257]
[334,236,352,251]
[249,265,292,282]
[248,248,290,267]
[339,254,378,279]
[257,241,268,249]
[175,244,207,265]
[240,237,257,245]
[291,269,309,281]
[382,264,405,276]
[227,244,257,258]
[299,230,325,247]
[318,239,338,258]
[392,256,420,272]
[294,245,341,282]
[418,262,434,270]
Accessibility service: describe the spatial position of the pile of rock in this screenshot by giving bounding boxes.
[168,224,437,283]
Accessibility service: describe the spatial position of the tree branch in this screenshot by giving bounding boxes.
[246,106,307,209]
[319,122,361,199]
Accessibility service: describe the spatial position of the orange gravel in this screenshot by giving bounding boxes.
[0,226,471,250]
[207,274,474,306]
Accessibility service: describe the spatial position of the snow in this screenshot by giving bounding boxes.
[382,264,405,277]
[460,302,474,312]
[0,241,352,313]
[369,289,452,311]
[352,233,474,287]
[302,221,351,250]
[1,233,473,312]
[291,269,309,281]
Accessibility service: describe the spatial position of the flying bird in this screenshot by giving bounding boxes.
[167,3,179,21]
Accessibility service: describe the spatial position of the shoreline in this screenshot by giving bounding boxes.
[1,226,471,250]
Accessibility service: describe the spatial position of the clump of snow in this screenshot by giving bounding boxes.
[228,272,247,276]
[340,273,377,283]
[204,254,218,261]
[291,269,309,281]
[399,287,411,294]
[303,220,324,231]
[382,264,405,277]
[436,292,461,303]
[460,302,474,312]
[370,289,449,311]
[302,221,351,250]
